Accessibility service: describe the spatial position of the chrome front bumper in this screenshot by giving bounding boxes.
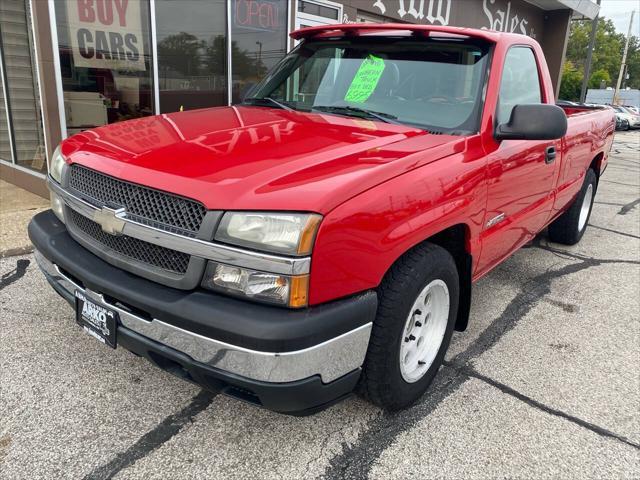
[35,250,372,384]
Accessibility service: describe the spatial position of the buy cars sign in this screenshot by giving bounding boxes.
[67,0,146,71]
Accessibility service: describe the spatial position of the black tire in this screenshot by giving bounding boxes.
[358,243,459,411]
[548,169,597,245]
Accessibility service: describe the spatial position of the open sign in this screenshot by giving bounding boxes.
[67,0,146,71]
[234,0,281,31]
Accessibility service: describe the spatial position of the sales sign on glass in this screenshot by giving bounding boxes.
[66,0,146,71]
[344,55,387,104]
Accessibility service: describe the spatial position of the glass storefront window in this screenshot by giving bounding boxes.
[54,0,154,136]
[231,0,287,103]
[155,0,227,113]
[0,0,46,173]
[44,0,288,142]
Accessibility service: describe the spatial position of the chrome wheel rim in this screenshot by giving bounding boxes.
[578,183,594,232]
[399,279,450,383]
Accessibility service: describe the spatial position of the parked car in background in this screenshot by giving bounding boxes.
[616,114,630,131]
[625,105,639,115]
[612,105,640,129]
[30,24,616,414]
[559,101,629,131]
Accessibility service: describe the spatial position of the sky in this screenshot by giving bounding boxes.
[598,0,639,36]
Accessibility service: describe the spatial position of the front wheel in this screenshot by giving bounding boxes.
[358,243,459,411]
[548,168,597,245]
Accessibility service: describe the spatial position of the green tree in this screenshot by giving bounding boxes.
[560,61,583,101]
[625,36,640,89]
[561,17,640,96]
[158,32,206,78]
[205,36,266,79]
[588,68,611,88]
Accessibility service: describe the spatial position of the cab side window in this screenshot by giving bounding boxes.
[497,47,542,124]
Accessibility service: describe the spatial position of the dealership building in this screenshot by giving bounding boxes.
[0,0,599,197]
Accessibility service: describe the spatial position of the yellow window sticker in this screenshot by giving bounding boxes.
[344,55,386,104]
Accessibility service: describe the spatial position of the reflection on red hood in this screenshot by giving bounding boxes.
[61,106,464,213]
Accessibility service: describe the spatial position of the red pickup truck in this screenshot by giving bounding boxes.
[30,24,615,414]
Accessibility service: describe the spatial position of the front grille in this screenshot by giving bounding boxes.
[69,210,190,275]
[68,165,206,236]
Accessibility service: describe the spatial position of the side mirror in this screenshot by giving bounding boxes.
[495,104,567,141]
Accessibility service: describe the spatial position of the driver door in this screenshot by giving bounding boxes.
[477,47,560,274]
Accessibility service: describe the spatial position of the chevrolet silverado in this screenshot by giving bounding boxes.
[29,24,616,414]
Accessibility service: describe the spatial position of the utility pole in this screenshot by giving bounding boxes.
[614,9,635,105]
[580,0,601,103]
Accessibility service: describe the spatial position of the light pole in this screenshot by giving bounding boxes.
[256,41,263,65]
[613,10,636,105]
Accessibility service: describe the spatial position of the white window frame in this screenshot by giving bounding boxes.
[48,0,68,140]
[28,0,50,176]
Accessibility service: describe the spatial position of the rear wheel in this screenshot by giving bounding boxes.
[548,168,597,245]
[358,243,459,411]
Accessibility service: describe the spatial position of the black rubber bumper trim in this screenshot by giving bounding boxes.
[118,326,360,415]
[29,210,378,352]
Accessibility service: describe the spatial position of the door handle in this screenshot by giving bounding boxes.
[545,146,557,164]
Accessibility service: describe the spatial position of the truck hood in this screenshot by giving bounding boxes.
[61,106,465,213]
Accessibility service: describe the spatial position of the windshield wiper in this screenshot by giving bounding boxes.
[242,97,294,111]
[312,105,402,125]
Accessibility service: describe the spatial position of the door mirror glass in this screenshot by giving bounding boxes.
[495,104,568,141]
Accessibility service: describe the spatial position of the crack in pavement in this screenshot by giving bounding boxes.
[83,390,216,480]
[0,259,30,291]
[588,224,640,240]
[618,198,640,215]
[323,239,640,479]
[455,365,640,450]
[605,165,640,173]
[608,159,640,167]
[323,365,467,480]
[450,248,598,367]
[594,201,627,207]
[0,246,34,259]
[534,238,640,266]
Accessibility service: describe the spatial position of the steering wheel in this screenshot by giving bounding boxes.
[421,95,456,104]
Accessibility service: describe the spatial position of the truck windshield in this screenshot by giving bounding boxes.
[246,37,491,134]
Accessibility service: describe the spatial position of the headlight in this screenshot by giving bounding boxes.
[49,145,66,184]
[214,212,322,256]
[202,262,309,308]
[50,191,65,223]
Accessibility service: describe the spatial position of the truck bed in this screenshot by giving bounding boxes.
[558,103,610,118]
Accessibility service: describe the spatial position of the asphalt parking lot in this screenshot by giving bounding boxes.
[1,131,639,480]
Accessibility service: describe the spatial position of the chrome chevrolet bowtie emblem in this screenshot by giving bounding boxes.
[93,207,126,236]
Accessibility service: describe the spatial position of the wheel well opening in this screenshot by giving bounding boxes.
[427,225,472,332]
[427,225,469,261]
[387,224,472,332]
[590,153,604,180]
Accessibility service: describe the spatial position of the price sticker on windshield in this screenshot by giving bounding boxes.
[344,55,386,104]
